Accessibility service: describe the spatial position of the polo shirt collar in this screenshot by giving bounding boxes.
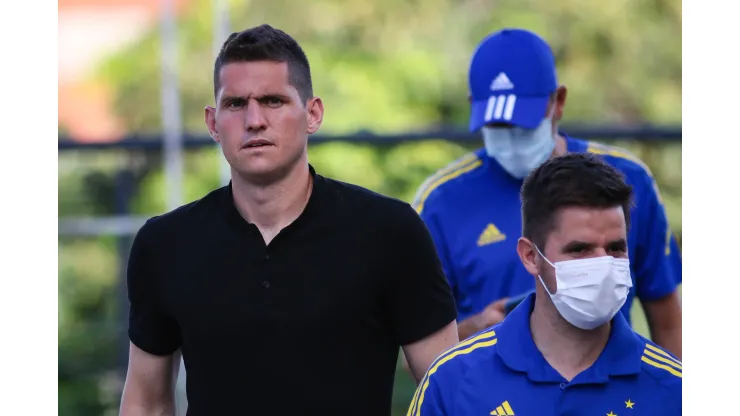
[496,293,644,384]
[564,133,587,153]
[223,164,327,228]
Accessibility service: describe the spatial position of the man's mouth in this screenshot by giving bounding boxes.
[243,139,272,148]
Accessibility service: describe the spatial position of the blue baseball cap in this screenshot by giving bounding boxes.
[468,28,558,132]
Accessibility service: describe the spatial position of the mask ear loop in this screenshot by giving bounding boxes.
[533,244,556,268]
[533,244,557,295]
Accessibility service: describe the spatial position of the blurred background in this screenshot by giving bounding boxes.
[58,0,681,414]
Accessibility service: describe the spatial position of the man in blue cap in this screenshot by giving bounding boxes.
[411,28,682,356]
[407,153,682,416]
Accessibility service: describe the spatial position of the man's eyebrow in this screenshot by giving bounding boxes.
[219,94,245,103]
[219,93,291,103]
[607,238,628,248]
[561,240,596,252]
[253,93,291,101]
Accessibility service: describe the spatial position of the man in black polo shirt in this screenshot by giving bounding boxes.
[119,24,459,416]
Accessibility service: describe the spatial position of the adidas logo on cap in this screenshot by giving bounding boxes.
[490,72,515,91]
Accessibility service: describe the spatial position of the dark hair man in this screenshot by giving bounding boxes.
[408,153,681,416]
[120,24,458,416]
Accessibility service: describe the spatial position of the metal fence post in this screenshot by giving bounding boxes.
[115,169,136,374]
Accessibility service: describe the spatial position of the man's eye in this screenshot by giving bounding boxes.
[565,246,590,258]
[264,97,283,107]
[227,100,244,109]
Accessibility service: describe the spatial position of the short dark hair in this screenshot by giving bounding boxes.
[521,153,634,249]
[213,24,313,103]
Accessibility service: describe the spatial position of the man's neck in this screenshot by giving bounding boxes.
[530,293,610,381]
[552,132,568,157]
[230,158,312,244]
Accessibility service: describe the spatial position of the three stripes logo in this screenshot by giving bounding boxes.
[641,343,682,378]
[485,72,517,124]
[490,400,515,415]
[484,94,517,124]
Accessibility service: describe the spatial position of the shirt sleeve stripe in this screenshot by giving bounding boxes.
[421,153,478,183]
[643,349,682,371]
[586,142,654,176]
[412,155,483,214]
[586,141,669,205]
[645,343,682,366]
[406,329,497,416]
[586,141,671,252]
[413,154,477,202]
[411,153,478,206]
[665,229,672,256]
[410,332,499,416]
[641,355,682,378]
[415,338,499,416]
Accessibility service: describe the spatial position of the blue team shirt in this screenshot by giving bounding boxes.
[413,135,682,324]
[406,294,682,416]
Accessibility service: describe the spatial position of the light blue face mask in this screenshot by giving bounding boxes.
[481,115,556,179]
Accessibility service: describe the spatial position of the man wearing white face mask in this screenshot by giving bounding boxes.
[410,28,682,358]
[407,153,681,416]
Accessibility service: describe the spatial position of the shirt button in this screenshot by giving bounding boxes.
[264,253,270,260]
[559,383,567,390]
[262,281,270,288]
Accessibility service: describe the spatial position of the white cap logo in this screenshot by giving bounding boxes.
[490,72,515,91]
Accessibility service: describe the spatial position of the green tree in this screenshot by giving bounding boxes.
[93,0,681,215]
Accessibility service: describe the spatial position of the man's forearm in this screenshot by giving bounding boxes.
[120,385,177,416]
[651,327,682,360]
[120,400,176,416]
[458,315,483,341]
[643,292,682,360]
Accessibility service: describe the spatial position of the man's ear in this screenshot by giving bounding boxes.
[205,105,219,143]
[551,85,567,123]
[305,97,324,135]
[517,237,539,276]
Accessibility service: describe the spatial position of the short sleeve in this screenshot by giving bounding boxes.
[632,170,682,301]
[385,204,457,346]
[407,350,466,416]
[407,374,448,416]
[127,219,182,355]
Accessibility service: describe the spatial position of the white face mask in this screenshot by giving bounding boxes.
[481,115,555,179]
[534,245,633,330]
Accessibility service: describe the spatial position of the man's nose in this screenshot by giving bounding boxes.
[244,101,267,131]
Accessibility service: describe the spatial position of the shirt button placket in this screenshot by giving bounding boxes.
[261,250,271,289]
[556,382,570,416]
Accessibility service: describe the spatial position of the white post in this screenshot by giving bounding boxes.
[159,0,186,413]
[160,0,184,211]
[214,0,231,186]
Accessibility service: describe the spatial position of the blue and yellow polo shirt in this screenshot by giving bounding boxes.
[407,294,682,416]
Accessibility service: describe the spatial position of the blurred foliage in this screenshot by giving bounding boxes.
[59,0,681,414]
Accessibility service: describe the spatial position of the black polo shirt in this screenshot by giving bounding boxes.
[127,165,457,415]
